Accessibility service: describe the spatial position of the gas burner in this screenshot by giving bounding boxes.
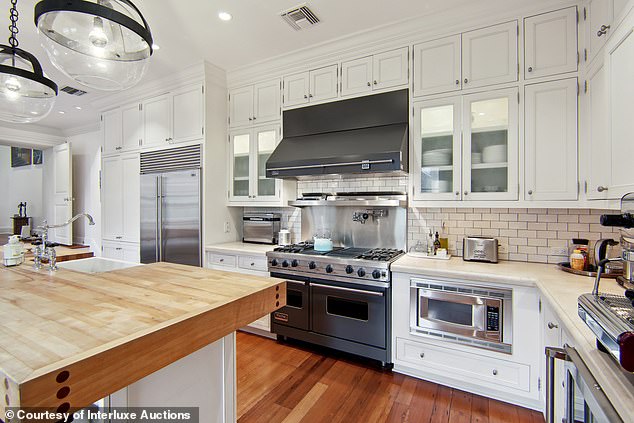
[357,248,405,262]
[274,242,314,253]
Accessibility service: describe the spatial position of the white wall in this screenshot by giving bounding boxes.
[0,145,44,233]
[68,131,102,251]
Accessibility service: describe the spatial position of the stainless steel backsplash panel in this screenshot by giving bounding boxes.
[300,206,407,250]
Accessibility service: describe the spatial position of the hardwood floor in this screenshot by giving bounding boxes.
[236,332,544,423]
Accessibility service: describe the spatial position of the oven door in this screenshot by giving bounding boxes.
[310,279,387,348]
[415,288,502,342]
[271,277,310,330]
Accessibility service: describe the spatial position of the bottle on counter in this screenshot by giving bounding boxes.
[570,249,585,271]
[427,229,434,255]
[434,232,441,255]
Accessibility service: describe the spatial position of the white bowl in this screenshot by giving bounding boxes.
[430,179,450,192]
[482,144,507,163]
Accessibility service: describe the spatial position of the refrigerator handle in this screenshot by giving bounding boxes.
[157,175,162,262]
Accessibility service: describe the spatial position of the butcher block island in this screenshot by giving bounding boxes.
[0,262,285,422]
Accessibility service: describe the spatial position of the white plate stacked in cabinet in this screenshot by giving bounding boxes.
[205,242,276,338]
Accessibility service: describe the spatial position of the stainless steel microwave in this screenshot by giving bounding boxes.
[409,278,513,354]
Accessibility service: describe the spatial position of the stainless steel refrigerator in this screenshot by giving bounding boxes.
[140,169,201,266]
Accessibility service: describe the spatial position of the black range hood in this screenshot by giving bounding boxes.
[266,89,408,179]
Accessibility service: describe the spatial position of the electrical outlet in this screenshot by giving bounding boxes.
[551,247,568,256]
[224,222,231,233]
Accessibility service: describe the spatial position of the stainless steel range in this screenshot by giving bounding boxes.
[267,192,407,366]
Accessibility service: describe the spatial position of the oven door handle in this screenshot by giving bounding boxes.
[310,283,384,297]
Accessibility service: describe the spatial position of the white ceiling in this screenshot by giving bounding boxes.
[6,0,534,133]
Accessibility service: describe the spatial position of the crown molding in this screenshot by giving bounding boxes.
[63,122,101,138]
[0,124,66,148]
[227,0,577,87]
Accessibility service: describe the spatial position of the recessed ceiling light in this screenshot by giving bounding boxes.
[218,12,232,21]
[152,43,160,50]
[74,106,82,110]
[58,111,65,114]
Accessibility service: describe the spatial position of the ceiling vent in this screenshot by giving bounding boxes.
[280,4,320,31]
[60,86,88,96]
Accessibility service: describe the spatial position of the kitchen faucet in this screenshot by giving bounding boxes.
[34,213,95,271]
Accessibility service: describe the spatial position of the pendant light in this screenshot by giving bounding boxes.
[0,0,58,124]
[34,0,154,91]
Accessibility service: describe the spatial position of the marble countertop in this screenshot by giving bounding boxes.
[392,255,634,422]
[205,241,276,256]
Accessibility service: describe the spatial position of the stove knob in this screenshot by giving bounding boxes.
[291,259,299,267]
[271,259,278,267]
[372,269,382,279]
[309,261,317,270]
[357,268,366,277]
[326,265,334,273]
[282,260,289,268]
[345,265,354,274]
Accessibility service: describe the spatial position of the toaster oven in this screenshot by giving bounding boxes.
[243,213,281,244]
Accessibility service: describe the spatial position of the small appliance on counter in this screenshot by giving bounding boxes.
[243,213,281,245]
[278,229,291,246]
[3,235,24,267]
[462,236,498,263]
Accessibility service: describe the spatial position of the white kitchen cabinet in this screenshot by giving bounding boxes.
[283,65,338,107]
[101,153,140,243]
[413,35,462,97]
[341,47,409,97]
[142,94,172,147]
[172,84,205,143]
[607,14,634,199]
[102,240,140,263]
[462,88,519,201]
[229,79,281,128]
[412,96,463,201]
[584,59,610,200]
[524,78,578,201]
[586,0,613,63]
[462,21,519,90]
[121,103,142,151]
[540,298,567,423]
[228,124,293,206]
[102,109,123,155]
[524,7,578,79]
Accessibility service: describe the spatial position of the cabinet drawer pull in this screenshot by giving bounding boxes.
[303,95,308,99]
[373,80,377,85]
[250,262,255,266]
[547,322,559,329]
[248,117,252,121]
[597,186,608,192]
[115,247,123,251]
[492,369,498,376]
[528,66,533,73]
[219,258,224,262]
[464,78,469,84]
[597,24,611,36]
[455,79,460,85]
[309,93,313,98]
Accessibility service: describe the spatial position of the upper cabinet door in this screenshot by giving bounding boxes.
[462,21,518,90]
[283,72,310,107]
[172,84,204,143]
[587,0,613,63]
[253,79,281,123]
[524,79,578,201]
[585,58,610,199]
[253,125,281,200]
[121,103,141,151]
[310,65,339,102]
[102,109,122,154]
[524,7,578,79]
[372,47,409,90]
[608,19,634,199]
[462,88,519,201]
[229,130,252,200]
[341,56,373,96]
[413,35,462,97]
[229,85,254,128]
[143,94,172,147]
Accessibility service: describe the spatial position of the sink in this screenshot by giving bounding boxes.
[57,257,143,274]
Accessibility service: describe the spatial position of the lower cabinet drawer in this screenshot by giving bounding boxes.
[396,337,530,392]
[209,253,237,268]
[238,255,268,272]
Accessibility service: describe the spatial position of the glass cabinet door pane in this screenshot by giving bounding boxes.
[469,97,509,194]
[419,104,454,194]
[256,129,278,197]
[232,133,250,197]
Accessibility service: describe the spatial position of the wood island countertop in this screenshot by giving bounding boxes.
[0,262,285,413]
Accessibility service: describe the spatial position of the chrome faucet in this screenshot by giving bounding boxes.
[34,213,96,271]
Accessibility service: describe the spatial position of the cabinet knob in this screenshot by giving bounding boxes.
[547,322,559,329]
[464,191,469,196]
[303,95,308,99]
[252,117,256,120]
[528,66,533,73]
[419,352,425,359]
[597,24,611,37]
[367,82,371,87]
[455,191,460,196]
[309,93,313,98]
[464,78,469,84]
[455,79,460,85]
[248,117,252,121]
[373,80,378,85]
[492,369,498,376]
[250,262,255,266]
[219,258,224,262]
[597,186,609,192]
[528,190,533,195]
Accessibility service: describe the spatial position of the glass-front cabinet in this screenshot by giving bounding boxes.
[229,124,281,203]
[412,88,518,202]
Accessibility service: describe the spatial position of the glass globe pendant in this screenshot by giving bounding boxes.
[0,0,58,124]
[34,0,154,91]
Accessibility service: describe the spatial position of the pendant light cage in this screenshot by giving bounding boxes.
[0,0,58,124]
[35,0,154,91]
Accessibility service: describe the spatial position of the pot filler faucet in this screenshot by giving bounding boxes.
[34,213,95,271]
